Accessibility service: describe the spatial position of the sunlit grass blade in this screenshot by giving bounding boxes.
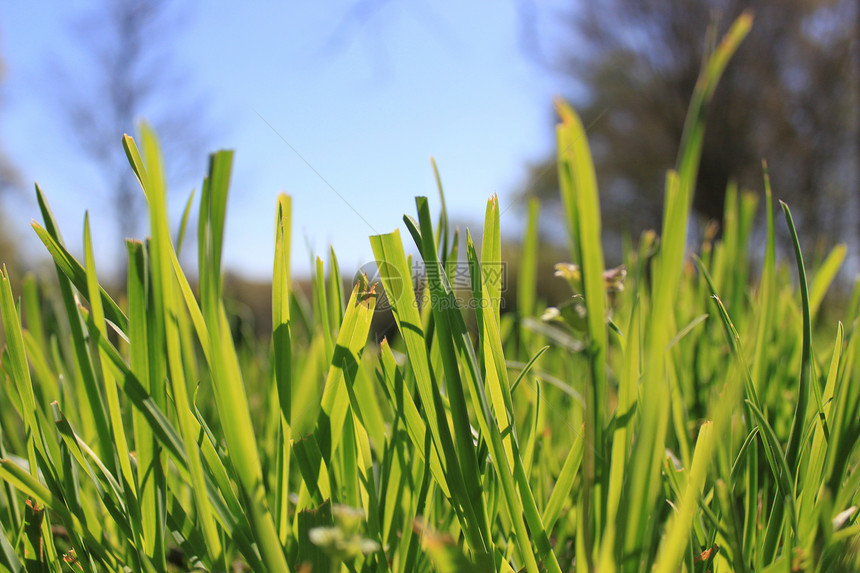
[314,256,334,363]
[617,173,682,571]
[272,193,293,545]
[371,227,495,560]
[169,247,211,364]
[798,322,843,551]
[327,246,345,333]
[692,261,801,562]
[164,496,217,571]
[291,332,327,437]
[20,276,46,365]
[781,201,813,480]
[466,228,561,573]
[541,429,584,534]
[125,239,165,567]
[53,406,136,540]
[824,309,860,506]
[82,213,145,568]
[352,352,387,455]
[653,421,715,573]
[377,339,450,498]
[745,399,798,534]
[340,363,390,571]
[431,156,449,258]
[30,222,128,335]
[508,346,549,395]
[752,162,777,385]
[809,244,846,320]
[33,186,116,473]
[693,256,761,410]
[475,197,514,468]
[311,278,376,501]
[80,309,186,468]
[518,199,539,320]
[555,101,608,562]
[598,297,642,571]
[133,126,226,569]
[175,189,196,255]
[0,268,66,573]
[193,144,287,571]
[413,197,494,559]
[0,521,23,573]
[293,434,330,504]
[617,16,751,567]
[0,266,45,477]
[0,459,117,568]
[85,309,252,564]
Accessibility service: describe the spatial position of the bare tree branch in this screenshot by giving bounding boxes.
[55,0,209,245]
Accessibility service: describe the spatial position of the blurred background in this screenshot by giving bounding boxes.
[0,0,857,316]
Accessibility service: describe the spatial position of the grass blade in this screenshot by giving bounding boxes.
[132,128,226,568]
[272,193,293,545]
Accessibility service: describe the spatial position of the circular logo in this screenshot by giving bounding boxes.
[353,260,405,312]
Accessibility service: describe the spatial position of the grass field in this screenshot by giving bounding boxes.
[0,12,859,572]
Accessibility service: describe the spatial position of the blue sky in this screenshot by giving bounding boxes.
[1,1,567,279]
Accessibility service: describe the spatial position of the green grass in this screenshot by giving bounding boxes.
[1,11,859,572]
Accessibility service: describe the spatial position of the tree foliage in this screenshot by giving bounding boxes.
[520,0,858,245]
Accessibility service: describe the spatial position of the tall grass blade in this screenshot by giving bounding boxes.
[370,228,490,558]
[618,15,751,568]
[125,240,163,566]
[133,127,226,569]
[272,193,293,545]
[555,99,608,567]
[194,145,288,571]
[82,214,145,569]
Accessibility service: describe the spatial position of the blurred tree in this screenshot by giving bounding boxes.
[517,0,858,247]
[55,0,208,244]
[0,44,23,277]
[0,43,21,197]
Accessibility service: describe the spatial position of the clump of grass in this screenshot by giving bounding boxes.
[0,10,858,572]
